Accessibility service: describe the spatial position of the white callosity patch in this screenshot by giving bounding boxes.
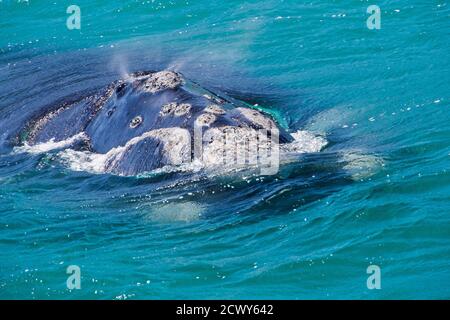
[205,104,226,115]
[195,113,217,127]
[160,102,192,117]
[141,71,182,93]
[160,102,177,116]
[104,128,192,173]
[174,103,192,116]
[235,107,277,130]
[129,115,143,128]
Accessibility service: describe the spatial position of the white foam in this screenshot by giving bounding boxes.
[283,130,328,153]
[147,159,205,176]
[57,149,108,174]
[12,132,88,155]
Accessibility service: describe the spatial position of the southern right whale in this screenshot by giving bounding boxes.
[19,70,327,176]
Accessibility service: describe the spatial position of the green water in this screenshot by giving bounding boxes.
[0,0,449,299]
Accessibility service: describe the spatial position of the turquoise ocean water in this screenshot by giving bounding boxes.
[0,0,449,299]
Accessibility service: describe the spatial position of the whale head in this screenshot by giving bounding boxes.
[23,70,296,175]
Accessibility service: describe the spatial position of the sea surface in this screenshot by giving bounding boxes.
[0,0,449,299]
